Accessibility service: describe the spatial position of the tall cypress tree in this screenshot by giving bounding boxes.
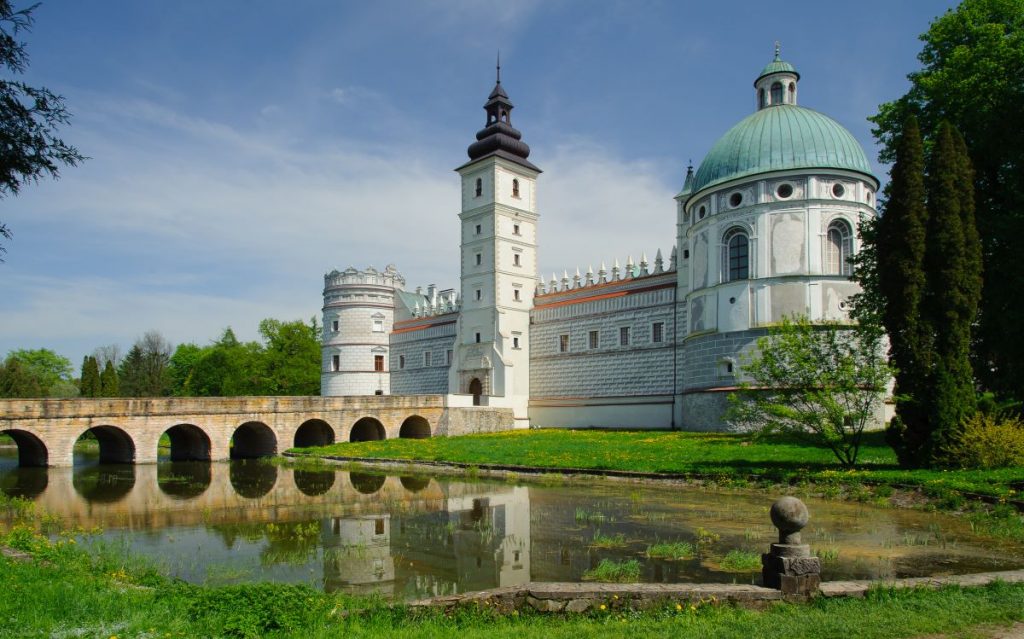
[923,121,980,460]
[80,355,101,398]
[876,116,931,467]
[100,360,119,397]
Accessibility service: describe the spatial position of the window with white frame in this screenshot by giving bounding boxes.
[331,354,340,371]
[825,219,854,275]
[372,318,384,332]
[652,322,664,343]
[513,253,521,267]
[399,355,405,369]
[446,349,452,365]
[589,330,599,349]
[723,227,750,281]
[475,253,482,266]
[558,334,569,353]
[513,288,521,302]
[424,351,432,367]
[619,326,630,346]
[332,319,339,332]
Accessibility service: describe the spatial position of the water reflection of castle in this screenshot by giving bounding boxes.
[322,487,530,597]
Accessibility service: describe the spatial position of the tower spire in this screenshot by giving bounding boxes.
[774,41,781,60]
[496,50,501,84]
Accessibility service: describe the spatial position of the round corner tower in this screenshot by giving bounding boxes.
[675,47,879,430]
[321,265,405,396]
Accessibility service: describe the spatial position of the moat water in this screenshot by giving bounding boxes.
[2,446,1022,602]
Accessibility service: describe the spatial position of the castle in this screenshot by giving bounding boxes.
[321,49,879,431]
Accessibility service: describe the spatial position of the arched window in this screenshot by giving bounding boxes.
[512,178,520,198]
[770,82,783,105]
[825,220,854,275]
[758,88,766,109]
[788,82,795,103]
[475,178,482,197]
[723,228,750,282]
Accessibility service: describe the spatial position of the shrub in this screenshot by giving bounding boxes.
[186,582,331,638]
[944,412,1024,469]
[581,558,641,583]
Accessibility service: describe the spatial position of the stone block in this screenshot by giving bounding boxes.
[564,599,593,613]
[527,596,566,612]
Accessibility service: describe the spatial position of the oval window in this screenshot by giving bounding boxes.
[729,193,743,207]
[776,183,793,199]
[698,205,706,219]
[832,183,845,198]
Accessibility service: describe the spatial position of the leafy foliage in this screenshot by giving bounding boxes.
[944,411,1024,469]
[0,1,85,257]
[118,331,172,397]
[870,0,1024,401]
[185,582,333,638]
[0,347,73,397]
[727,317,892,468]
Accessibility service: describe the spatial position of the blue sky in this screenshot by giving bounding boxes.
[1,0,958,367]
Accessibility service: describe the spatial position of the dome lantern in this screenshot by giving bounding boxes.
[754,42,799,110]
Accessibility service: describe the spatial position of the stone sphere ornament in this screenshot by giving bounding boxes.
[770,496,809,544]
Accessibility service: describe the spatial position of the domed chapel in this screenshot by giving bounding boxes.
[320,48,880,431]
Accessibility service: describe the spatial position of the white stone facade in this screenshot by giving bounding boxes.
[320,53,880,431]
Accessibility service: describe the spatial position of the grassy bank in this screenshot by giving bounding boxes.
[300,430,1024,501]
[3,501,1024,639]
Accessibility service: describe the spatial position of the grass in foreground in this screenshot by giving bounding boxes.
[300,429,1024,500]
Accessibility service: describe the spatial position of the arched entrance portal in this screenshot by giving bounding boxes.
[162,424,211,461]
[294,419,335,448]
[399,415,431,439]
[231,421,277,459]
[75,425,136,464]
[469,378,482,406]
[349,417,385,442]
[1,429,48,467]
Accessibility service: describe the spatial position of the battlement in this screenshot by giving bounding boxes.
[324,264,405,290]
[535,247,676,297]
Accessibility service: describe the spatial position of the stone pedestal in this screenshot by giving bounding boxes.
[762,497,821,595]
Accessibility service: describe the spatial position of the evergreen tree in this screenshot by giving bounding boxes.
[873,117,932,466]
[923,121,982,458]
[79,355,100,397]
[100,360,119,397]
[0,356,41,397]
[118,331,172,397]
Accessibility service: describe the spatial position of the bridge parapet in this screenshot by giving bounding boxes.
[0,395,512,467]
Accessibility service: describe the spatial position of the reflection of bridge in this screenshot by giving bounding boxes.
[0,396,513,467]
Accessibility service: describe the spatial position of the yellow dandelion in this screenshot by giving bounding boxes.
[599,604,607,610]
[675,604,682,611]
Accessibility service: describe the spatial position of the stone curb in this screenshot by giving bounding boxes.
[403,570,1024,614]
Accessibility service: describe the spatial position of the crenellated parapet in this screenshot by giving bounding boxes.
[407,286,461,318]
[534,248,675,296]
[324,264,405,290]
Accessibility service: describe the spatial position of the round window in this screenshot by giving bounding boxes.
[832,183,845,198]
[776,183,793,199]
[698,205,706,219]
[729,192,743,207]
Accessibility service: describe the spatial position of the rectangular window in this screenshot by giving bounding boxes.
[475,224,481,235]
[513,223,520,235]
[513,336,520,349]
[375,518,385,535]
[589,330,599,349]
[475,289,482,301]
[619,326,630,346]
[399,355,405,369]
[424,351,432,367]
[475,253,482,266]
[513,289,521,301]
[652,322,664,343]
[475,332,481,343]
[372,319,384,333]
[374,355,384,372]
[559,334,569,353]
[332,319,339,332]
[331,354,340,371]
[446,349,452,365]
[513,253,521,267]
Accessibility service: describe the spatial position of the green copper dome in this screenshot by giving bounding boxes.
[756,58,798,82]
[690,105,875,195]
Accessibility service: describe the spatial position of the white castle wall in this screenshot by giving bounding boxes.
[390,318,457,395]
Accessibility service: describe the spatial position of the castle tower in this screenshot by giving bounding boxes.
[676,47,878,429]
[450,61,540,427]
[321,265,405,396]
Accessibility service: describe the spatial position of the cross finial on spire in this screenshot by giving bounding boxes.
[774,41,781,60]
[496,50,501,84]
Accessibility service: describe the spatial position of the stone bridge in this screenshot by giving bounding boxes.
[0,395,512,467]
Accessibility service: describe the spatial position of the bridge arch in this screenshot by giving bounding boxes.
[349,417,385,442]
[294,419,335,448]
[350,472,386,495]
[231,421,277,459]
[230,460,278,499]
[76,425,136,464]
[73,464,135,503]
[294,468,335,496]
[399,415,431,439]
[157,461,212,499]
[162,424,211,461]
[1,428,48,467]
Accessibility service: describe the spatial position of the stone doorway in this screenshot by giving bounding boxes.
[469,378,483,406]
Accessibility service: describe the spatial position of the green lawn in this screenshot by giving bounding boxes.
[299,429,1024,501]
